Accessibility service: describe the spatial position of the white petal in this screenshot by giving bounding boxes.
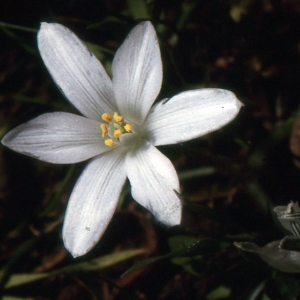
[261,241,300,273]
[274,205,293,233]
[126,141,181,226]
[235,241,300,273]
[1,112,109,164]
[63,150,126,257]
[144,89,243,146]
[274,202,300,234]
[38,23,116,121]
[112,21,162,125]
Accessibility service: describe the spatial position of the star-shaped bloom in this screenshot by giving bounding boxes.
[2,21,242,257]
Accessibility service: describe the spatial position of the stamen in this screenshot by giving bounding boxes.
[102,113,112,122]
[100,124,108,137]
[104,139,114,147]
[113,112,124,122]
[124,123,132,132]
[114,129,122,138]
[101,111,133,147]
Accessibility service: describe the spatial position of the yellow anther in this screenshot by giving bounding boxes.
[100,124,108,137]
[114,129,123,138]
[104,139,114,147]
[124,123,132,132]
[102,113,112,122]
[113,112,124,122]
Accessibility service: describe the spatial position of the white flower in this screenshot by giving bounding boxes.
[274,201,300,235]
[235,240,300,273]
[2,22,242,257]
[235,202,300,273]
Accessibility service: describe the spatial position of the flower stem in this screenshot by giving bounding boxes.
[38,164,76,218]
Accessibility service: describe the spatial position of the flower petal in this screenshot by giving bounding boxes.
[144,88,243,146]
[1,112,109,164]
[126,141,181,226]
[274,202,300,234]
[63,150,126,257]
[112,21,162,125]
[235,240,300,273]
[274,205,294,233]
[260,241,300,273]
[38,23,116,121]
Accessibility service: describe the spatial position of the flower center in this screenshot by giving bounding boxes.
[100,112,132,147]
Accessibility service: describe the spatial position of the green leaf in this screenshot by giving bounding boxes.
[11,93,67,110]
[169,236,217,276]
[206,285,231,299]
[4,248,145,289]
[177,1,197,30]
[126,0,150,19]
[38,164,76,218]
[61,248,145,273]
[0,21,37,33]
[122,237,218,278]
[178,167,216,180]
[87,16,127,30]
[265,275,299,300]
[229,0,251,23]
[4,273,49,289]
[171,256,202,276]
[169,235,198,251]
[0,237,39,288]
[0,27,37,55]
[85,41,115,57]
[247,281,265,300]
[169,236,218,257]
[262,294,271,300]
[121,253,170,278]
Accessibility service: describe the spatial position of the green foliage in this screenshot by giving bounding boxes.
[206,285,231,300]
[265,275,299,300]
[121,236,217,277]
[4,249,145,289]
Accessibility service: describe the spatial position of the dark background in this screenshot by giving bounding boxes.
[1,0,300,299]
